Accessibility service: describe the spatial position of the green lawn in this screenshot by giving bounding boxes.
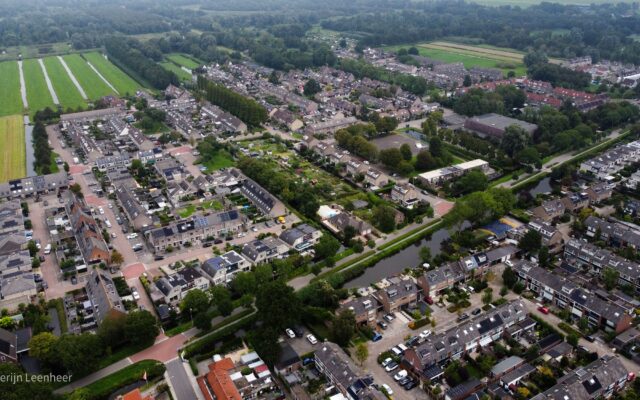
[80,360,165,399]
[202,151,235,172]
[42,56,86,111]
[160,61,192,81]
[62,54,116,100]
[0,62,24,117]
[166,53,203,69]
[415,47,526,76]
[22,59,56,116]
[178,199,223,218]
[83,52,142,95]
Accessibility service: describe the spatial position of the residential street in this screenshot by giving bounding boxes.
[166,358,201,400]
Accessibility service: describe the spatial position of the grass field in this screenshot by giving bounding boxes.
[474,0,636,5]
[0,115,26,181]
[160,61,192,81]
[0,42,76,62]
[387,40,563,76]
[202,151,235,173]
[0,62,24,117]
[62,54,116,100]
[83,52,141,95]
[42,56,86,111]
[22,59,56,115]
[166,53,202,69]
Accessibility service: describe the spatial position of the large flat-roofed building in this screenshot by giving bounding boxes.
[464,113,537,139]
[418,159,489,187]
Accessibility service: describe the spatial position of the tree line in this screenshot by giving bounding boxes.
[197,76,268,127]
[104,36,179,90]
[32,121,53,175]
[339,58,430,95]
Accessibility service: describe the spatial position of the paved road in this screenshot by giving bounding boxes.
[166,358,201,400]
[498,128,626,189]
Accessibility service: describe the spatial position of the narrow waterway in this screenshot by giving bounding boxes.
[57,56,88,99]
[345,228,452,289]
[38,58,60,105]
[527,176,552,196]
[24,115,35,177]
[86,61,119,94]
[17,60,28,108]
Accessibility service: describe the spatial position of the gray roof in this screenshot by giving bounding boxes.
[279,224,318,245]
[491,356,524,376]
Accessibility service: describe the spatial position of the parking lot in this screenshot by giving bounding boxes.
[363,312,429,400]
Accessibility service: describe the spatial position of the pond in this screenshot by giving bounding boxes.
[526,177,552,197]
[345,228,452,289]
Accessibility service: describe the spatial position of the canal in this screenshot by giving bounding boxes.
[24,115,35,177]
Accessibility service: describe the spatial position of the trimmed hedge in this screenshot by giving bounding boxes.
[80,360,165,400]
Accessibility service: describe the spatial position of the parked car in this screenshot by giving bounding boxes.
[44,243,52,254]
[381,357,393,367]
[394,370,408,381]
[505,259,514,267]
[126,233,138,239]
[292,326,304,337]
[398,376,411,386]
[538,306,550,315]
[306,334,318,345]
[110,232,117,238]
[285,329,296,339]
[585,335,596,342]
[377,321,388,330]
[406,336,420,346]
[132,290,140,301]
[98,207,104,215]
[384,313,395,322]
[71,276,77,285]
[419,329,432,339]
[390,347,402,357]
[154,255,165,261]
[372,332,383,342]
[472,308,482,316]
[384,361,398,372]
[381,383,393,396]
[404,379,418,390]
[457,313,469,322]
[34,274,43,283]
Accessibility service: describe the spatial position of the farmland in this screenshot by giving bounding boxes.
[0,62,24,117]
[0,115,26,181]
[22,59,56,116]
[83,52,142,95]
[160,61,192,82]
[476,0,635,5]
[0,51,144,118]
[62,54,116,100]
[42,57,86,111]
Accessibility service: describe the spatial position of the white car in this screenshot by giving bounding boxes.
[285,329,296,339]
[306,334,318,345]
[108,203,113,209]
[419,329,432,339]
[381,383,393,396]
[44,244,52,254]
[381,357,393,367]
[98,207,104,215]
[111,232,117,238]
[132,291,140,301]
[126,233,138,239]
[505,259,514,267]
[393,369,408,381]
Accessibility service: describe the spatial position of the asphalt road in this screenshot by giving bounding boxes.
[166,358,200,400]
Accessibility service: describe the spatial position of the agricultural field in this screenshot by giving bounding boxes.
[42,56,86,111]
[83,52,142,95]
[22,59,56,116]
[0,62,24,117]
[0,115,26,181]
[475,0,636,5]
[62,54,116,100]
[160,61,192,82]
[166,53,203,69]
[0,42,75,62]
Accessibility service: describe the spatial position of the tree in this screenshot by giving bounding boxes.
[210,286,233,316]
[567,333,579,347]
[331,309,356,346]
[502,267,517,288]
[28,332,58,366]
[0,362,61,400]
[372,205,397,233]
[343,225,357,244]
[110,250,124,265]
[524,50,549,68]
[232,271,257,296]
[602,267,620,291]
[55,333,104,375]
[193,313,211,330]
[0,316,14,330]
[539,246,551,268]
[124,310,159,346]
[256,281,301,331]
[314,234,340,260]
[355,343,369,366]
[452,170,488,195]
[303,79,321,96]
[420,247,432,263]
[463,74,472,87]
[69,183,83,197]
[519,230,542,253]
[500,125,530,158]
[415,149,436,171]
[249,327,281,366]
[27,240,38,257]
[379,148,403,169]
[400,144,412,161]
[180,289,210,314]
[97,313,127,348]
[482,288,493,305]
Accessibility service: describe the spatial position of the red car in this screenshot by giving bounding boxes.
[538,306,549,314]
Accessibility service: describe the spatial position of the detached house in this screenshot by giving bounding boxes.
[279,224,322,251]
[391,183,419,209]
[532,199,566,222]
[200,251,251,286]
[339,295,379,328]
[241,237,289,265]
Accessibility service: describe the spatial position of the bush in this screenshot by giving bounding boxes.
[80,360,165,400]
[409,317,430,330]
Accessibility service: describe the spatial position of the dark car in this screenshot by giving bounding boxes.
[39,255,45,262]
[585,335,596,342]
[472,308,482,316]
[404,379,418,390]
[457,313,469,322]
[71,276,77,285]
[406,336,420,347]
[203,242,213,248]
[377,321,388,330]
[154,255,165,261]
[398,377,411,386]
[34,274,43,283]
[214,239,223,244]
[293,326,304,337]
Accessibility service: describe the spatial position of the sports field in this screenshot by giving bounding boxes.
[62,54,116,99]
[0,62,24,117]
[0,115,26,181]
[22,59,56,115]
[166,53,202,69]
[83,52,141,95]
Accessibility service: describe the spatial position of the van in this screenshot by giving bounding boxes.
[44,244,52,254]
[397,344,408,354]
[390,347,402,357]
